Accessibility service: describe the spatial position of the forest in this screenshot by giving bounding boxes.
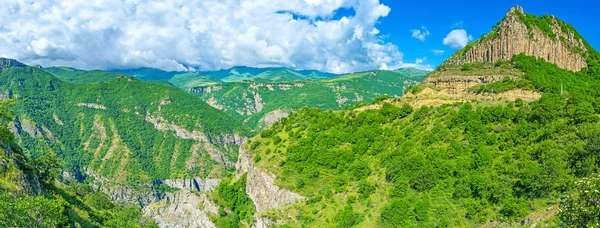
[244,54,600,227]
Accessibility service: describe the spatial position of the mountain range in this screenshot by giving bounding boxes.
[1,5,600,228]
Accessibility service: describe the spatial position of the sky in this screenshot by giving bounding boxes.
[0,0,598,74]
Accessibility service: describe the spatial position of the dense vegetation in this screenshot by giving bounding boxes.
[210,174,256,227]
[1,61,247,186]
[244,53,600,226]
[198,70,427,129]
[44,67,124,84]
[54,66,429,130]
[0,99,155,227]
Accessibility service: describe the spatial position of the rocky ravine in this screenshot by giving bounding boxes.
[87,168,222,228]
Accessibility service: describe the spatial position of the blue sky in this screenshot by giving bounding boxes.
[0,0,597,73]
[376,0,600,69]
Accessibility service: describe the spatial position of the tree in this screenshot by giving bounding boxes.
[559,175,600,227]
[34,152,62,183]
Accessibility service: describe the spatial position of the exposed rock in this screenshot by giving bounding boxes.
[146,114,245,146]
[424,75,519,94]
[252,215,275,228]
[76,103,107,110]
[0,58,25,72]
[206,97,224,110]
[12,116,56,142]
[53,113,64,126]
[160,178,219,192]
[236,148,303,213]
[258,109,289,127]
[144,191,219,228]
[252,91,264,113]
[445,5,587,72]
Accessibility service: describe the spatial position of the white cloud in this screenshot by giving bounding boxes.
[443,29,473,49]
[431,49,445,55]
[0,0,403,74]
[410,26,430,41]
[396,57,432,71]
[451,21,464,29]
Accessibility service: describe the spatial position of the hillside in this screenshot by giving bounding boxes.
[0,99,155,227]
[53,66,429,130]
[219,6,600,227]
[44,67,124,84]
[0,58,248,200]
[203,66,339,82]
[194,69,428,129]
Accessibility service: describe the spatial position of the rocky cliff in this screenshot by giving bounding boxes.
[445,5,587,72]
[236,148,303,213]
[424,75,519,94]
[0,58,26,72]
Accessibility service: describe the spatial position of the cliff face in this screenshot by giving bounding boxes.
[424,75,519,94]
[0,58,25,72]
[236,148,303,214]
[445,6,587,72]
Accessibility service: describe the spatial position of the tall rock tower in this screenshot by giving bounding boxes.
[444,5,588,72]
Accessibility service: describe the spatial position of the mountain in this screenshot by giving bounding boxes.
[114,66,339,84]
[44,66,178,88]
[44,66,124,84]
[53,66,429,130]
[203,66,339,82]
[0,58,249,214]
[0,99,156,227]
[408,5,600,107]
[193,69,428,129]
[218,6,600,227]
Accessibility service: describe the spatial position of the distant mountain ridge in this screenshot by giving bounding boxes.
[44,65,430,129]
[111,66,340,84]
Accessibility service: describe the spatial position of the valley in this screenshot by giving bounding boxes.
[1,3,600,228]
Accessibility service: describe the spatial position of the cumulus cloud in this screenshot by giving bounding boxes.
[397,57,432,71]
[431,49,445,55]
[410,26,430,41]
[443,29,473,49]
[0,0,405,74]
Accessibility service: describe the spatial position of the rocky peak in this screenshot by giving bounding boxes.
[443,6,588,72]
[507,5,524,15]
[0,58,25,72]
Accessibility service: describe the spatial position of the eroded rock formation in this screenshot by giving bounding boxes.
[445,6,587,72]
[236,148,303,213]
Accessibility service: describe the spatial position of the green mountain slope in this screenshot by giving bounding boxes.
[228,6,600,227]
[44,67,125,84]
[52,66,429,130]
[196,69,428,129]
[0,59,248,187]
[204,66,339,82]
[0,99,155,227]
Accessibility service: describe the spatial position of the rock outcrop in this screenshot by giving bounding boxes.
[143,191,219,228]
[424,75,519,94]
[0,58,25,72]
[159,178,219,192]
[236,148,303,213]
[445,5,587,72]
[258,109,289,127]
